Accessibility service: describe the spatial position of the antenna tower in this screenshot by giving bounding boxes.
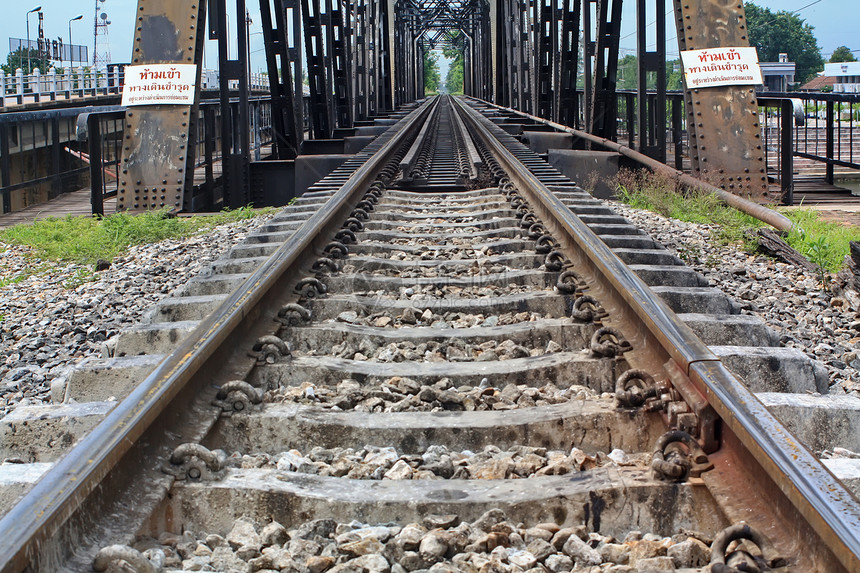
[93,0,112,69]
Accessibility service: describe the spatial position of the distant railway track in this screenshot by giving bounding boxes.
[0,95,858,572]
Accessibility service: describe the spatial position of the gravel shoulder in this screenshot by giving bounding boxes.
[2,202,857,423]
[612,201,860,397]
[0,216,273,417]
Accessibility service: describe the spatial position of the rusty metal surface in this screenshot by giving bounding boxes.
[116,1,205,212]
[672,0,772,201]
[476,99,793,231]
[454,96,859,573]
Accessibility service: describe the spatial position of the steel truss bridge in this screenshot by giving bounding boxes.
[102,0,782,214]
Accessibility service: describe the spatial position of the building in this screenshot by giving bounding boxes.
[759,53,796,92]
[825,61,860,93]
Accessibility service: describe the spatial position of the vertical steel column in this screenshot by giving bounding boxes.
[780,98,794,205]
[673,0,769,200]
[213,0,252,209]
[378,0,394,112]
[260,0,301,159]
[302,0,333,138]
[590,0,623,140]
[87,115,105,216]
[117,1,206,212]
[495,0,511,106]
[354,0,368,120]
[557,0,580,127]
[636,0,666,161]
[367,0,379,116]
[322,0,337,131]
[582,0,594,132]
[535,0,555,119]
[0,123,10,213]
[518,0,531,113]
[331,0,354,128]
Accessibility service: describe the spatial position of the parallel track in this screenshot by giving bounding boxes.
[0,95,858,572]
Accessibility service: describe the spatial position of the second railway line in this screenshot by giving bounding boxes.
[0,95,858,572]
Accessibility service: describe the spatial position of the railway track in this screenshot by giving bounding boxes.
[0,95,858,572]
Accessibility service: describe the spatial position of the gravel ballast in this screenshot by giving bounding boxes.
[0,216,273,417]
[612,202,860,396]
[1,202,858,422]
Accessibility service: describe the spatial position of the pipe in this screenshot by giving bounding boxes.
[482,101,794,232]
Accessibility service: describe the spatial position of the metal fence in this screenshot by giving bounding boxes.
[0,67,271,108]
[86,98,275,215]
[0,98,274,216]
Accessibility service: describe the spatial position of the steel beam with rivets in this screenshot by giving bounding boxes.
[117,1,206,213]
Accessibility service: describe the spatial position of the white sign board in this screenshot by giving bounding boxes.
[121,64,198,106]
[680,47,763,89]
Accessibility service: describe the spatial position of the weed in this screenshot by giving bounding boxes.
[613,168,860,272]
[0,274,27,288]
[0,207,276,267]
[63,268,97,289]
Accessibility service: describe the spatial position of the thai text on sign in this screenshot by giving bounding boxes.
[121,64,198,106]
[680,47,763,88]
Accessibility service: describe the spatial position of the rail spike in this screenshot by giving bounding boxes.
[572,295,607,323]
[544,250,568,273]
[312,257,340,275]
[251,335,291,364]
[213,380,264,414]
[615,369,661,410]
[165,444,227,481]
[277,303,312,327]
[295,277,328,298]
[590,327,632,357]
[710,523,786,572]
[535,234,559,254]
[651,430,713,482]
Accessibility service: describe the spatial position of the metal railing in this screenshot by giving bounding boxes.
[85,97,275,215]
[0,97,274,216]
[0,66,126,107]
[1,67,271,108]
[0,105,123,214]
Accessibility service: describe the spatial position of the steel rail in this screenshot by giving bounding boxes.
[467,98,794,233]
[450,99,484,180]
[399,97,440,179]
[0,98,437,573]
[452,95,860,573]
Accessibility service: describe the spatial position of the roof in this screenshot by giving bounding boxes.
[800,75,837,91]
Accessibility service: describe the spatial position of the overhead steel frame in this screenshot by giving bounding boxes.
[260,0,302,159]
[636,0,666,162]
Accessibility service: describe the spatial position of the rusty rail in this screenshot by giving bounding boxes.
[472,99,793,232]
[0,98,436,573]
[453,95,860,573]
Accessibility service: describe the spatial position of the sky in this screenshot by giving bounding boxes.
[0,0,853,74]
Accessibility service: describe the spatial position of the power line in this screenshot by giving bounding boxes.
[619,8,674,41]
[791,0,823,14]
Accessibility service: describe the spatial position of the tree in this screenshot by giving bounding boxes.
[745,2,824,84]
[830,46,857,63]
[423,49,440,94]
[443,34,465,95]
[2,47,53,75]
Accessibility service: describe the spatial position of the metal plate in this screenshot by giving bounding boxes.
[117,1,204,212]
[673,0,771,201]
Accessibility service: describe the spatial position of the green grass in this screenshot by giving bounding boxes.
[0,206,276,287]
[614,169,860,273]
